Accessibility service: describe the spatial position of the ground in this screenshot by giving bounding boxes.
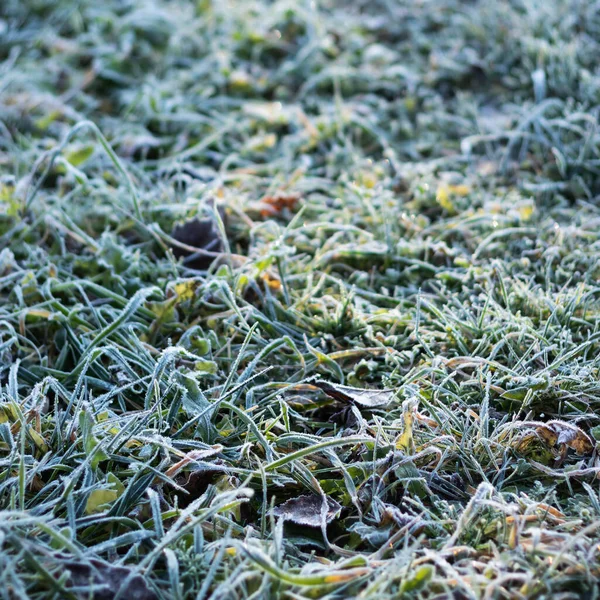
[2,0,600,598]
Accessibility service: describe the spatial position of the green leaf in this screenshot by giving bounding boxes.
[400,565,434,593]
[65,144,95,167]
[79,407,107,469]
[85,488,119,514]
[85,474,124,514]
[195,360,218,375]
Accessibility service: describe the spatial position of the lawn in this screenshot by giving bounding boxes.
[2,0,600,598]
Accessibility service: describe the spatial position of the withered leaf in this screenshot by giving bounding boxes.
[255,192,301,217]
[175,463,229,507]
[170,205,225,269]
[272,495,342,527]
[511,420,595,456]
[65,558,158,600]
[312,380,396,408]
[537,420,594,455]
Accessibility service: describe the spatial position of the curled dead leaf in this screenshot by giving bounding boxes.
[533,420,594,455]
[504,420,594,456]
[170,202,225,269]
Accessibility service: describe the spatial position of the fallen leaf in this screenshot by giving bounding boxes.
[415,412,438,428]
[65,558,158,600]
[536,502,565,520]
[272,495,342,527]
[175,464,229,506]
[260,271,282,291]
[312,380,396,408]
[253,192,301,218]
[505,420,595,456]
[170,207,224,269]
[536,420,594,455]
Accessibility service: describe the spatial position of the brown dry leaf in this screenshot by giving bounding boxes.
[502,420,595,456]
[536,502,565,520]
[255,192,301,217]
[312,380,396,408]
[505,515,543,525]
[533,420,594,455]
[415,412,438,429]
[505,511,565,527]
[259,271,282,291]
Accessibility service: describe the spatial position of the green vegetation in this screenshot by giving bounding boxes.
[2,0,600,597]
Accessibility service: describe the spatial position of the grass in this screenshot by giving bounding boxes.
[2,0,600,597]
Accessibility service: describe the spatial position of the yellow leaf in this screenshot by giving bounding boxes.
[20,271,38,295]
[436,185,453,212]
[124,438,143,448]
[436,184,470,213]
[447,184,470,196]
[0,184,19,217]
[260,271,282,291]
[519,203,535,221]
[29,428,48,453]
[360,172,377,189]
[25,309,54,319]
[324,569,369,583]
[173,279,197,301]
[0,404,19,422]
[65,144,94,167]
[35,110,61,131]
[395,399,417,453]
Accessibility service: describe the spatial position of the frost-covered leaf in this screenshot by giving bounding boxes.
[85,474,124,515]
[505,420,595,456]
[537,420,594,455]
[65,558,158,600]
[312,380,396,408]
[395,398,417,453]
[272,495,342,527]
[170,212,223,270]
